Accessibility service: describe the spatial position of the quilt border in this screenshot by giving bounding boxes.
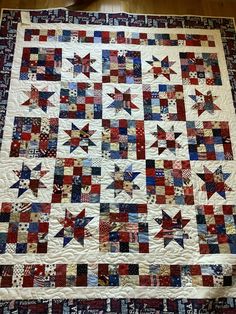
[0,297,236,313]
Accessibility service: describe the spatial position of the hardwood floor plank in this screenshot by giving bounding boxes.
[0,0,235,20]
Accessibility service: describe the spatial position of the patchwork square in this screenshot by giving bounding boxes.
[51,158,101,203]
[102,119,145,159]
[59,82,102,119]
[143,84,186,121]
[10,117,58,158]
[146,160,194,205]
[20,48,62,81]
[187,121,233,160]
[102,50,142,84]
[0,203,50,254]
[99,203,148,253]
[180,52,222,85]
[196,205,236,254]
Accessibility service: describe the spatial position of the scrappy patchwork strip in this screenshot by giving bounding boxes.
[0,263,233,287]
[24,29,215,47]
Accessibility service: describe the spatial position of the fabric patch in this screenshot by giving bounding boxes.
[106,164,141,198]
[63,123,96,153]
[102,50,142,84]
[10,117,58,158]
[151,125,182,155]
[154,210,190,248]
[197,165,232,200]
[55,208,94,247]
[21,84,55,113]
[51,158,101,203]
[187,121,233,160]
[146,160,194,205]
[99,203,148,253]
[196,205,236,254]
[67,53,97,78]
[189,89,220,116]
[143,84,185,121]
[59,82,102,119]
[20,47,62,81]
[146,56,176,80]
[10,162,48,198]
[0,203,50,254]
[102,119,145,159]
[180,52,222,85]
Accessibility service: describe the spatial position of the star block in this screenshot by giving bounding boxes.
[10,163,48,197]
[21,85,55,113]
[106,164,140,198]
[146,56,176,80]
[107,88,138,115]
[155,210,190,248]
[151,125,181,155]
[197,166,232,199]
[63,123,96,153]
[190,89,220,116]
[55,209,94,247]
[67,53,97,78]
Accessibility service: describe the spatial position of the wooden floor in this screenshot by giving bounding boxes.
[0,0,236,20]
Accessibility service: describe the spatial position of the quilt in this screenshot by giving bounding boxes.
[0,8,236,313]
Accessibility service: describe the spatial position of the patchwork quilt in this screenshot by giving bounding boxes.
[0,8,236,313]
